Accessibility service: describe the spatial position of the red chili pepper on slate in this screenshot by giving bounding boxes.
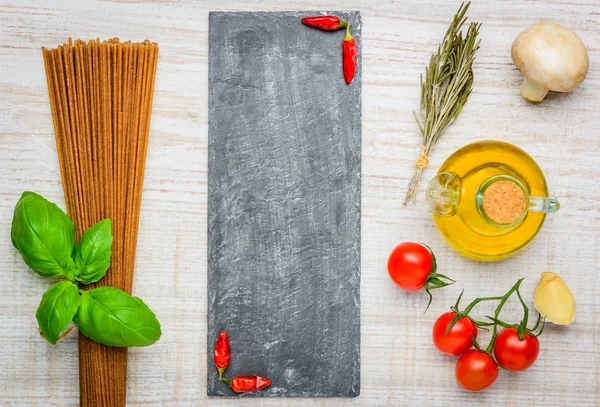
[222,375,272,393]
[213,330,230,380]
[302,15,348,31]
[342,24,358,85]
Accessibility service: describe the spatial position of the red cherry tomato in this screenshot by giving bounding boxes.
[455,349,498,391]
[387,242,433,291]
[493,327,540,372]
[432,311,478,356]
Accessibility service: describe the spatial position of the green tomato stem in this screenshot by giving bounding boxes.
[531,313,541,331]
[462,295,505,316]
[516,285,529,326]
[486,278,524,353]
[469,333,480,351]
[446,278,526,353]
[421,246,454,313]
[534,318,546,337]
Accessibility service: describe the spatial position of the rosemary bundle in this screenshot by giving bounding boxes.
[404,2,481,204]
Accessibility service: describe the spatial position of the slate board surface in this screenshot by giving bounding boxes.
[208,11,361,397]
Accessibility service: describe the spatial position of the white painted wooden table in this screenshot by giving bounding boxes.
[1,0,598,406]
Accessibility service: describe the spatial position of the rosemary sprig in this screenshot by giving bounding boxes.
[404,2,481,204]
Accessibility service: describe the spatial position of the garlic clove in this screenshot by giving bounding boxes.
[534,272,576,325]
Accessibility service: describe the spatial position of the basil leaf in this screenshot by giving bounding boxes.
[65,258,79,282]
[36,281,81,344]
[73,287,161,347]
[11,192,76,278]
[74,219,113,284]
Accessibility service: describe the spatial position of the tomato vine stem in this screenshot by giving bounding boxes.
[445,278,532,354]
[485,278,524,353]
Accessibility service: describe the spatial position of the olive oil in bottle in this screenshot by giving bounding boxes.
[426,141,559,261]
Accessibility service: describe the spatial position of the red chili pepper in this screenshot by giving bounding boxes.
[302,15,348,31]
[213,330,230,380]
[342,24,358,85]
[222,375,272,393]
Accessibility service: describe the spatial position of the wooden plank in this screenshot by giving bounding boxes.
[0,0,598,406]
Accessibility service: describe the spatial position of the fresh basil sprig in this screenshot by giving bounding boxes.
[11,191,161,347]
[74,287,162,346]
[11,192,76,279]
[74,218,113,284]
[36,280,81,344]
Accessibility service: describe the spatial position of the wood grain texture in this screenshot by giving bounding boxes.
[0,0,598,406]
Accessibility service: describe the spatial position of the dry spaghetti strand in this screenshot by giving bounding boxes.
[42,38,158,407]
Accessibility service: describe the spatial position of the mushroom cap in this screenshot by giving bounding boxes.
[511,22,589,92]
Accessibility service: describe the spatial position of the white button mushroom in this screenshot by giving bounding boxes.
[511,22,589,102]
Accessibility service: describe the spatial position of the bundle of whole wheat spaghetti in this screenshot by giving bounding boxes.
[42,38,158,407]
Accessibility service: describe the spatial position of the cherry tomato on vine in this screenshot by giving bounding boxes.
[493,327,540,372]
[455,349,498,392]
[432,311,478,356]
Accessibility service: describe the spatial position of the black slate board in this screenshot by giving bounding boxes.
[208,11,361,397]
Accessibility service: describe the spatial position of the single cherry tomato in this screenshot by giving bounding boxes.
[432,311,478,356]
[493,327,540,372]
[387,242,453,311]
[387,242,433,291]
[455,349,498,392]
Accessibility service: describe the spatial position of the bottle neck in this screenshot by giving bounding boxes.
[476,175,529,228]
